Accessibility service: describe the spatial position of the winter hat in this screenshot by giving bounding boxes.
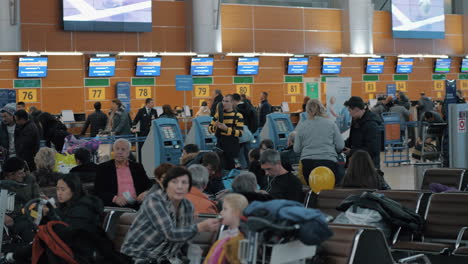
[2,157,25,175]
[1,103,16,116]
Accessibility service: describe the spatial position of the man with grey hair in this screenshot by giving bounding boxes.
[186,164,218,215]
[232,172,272,203]
[260,149,303,202]
[280,131,300,167]
[95,138,152,208]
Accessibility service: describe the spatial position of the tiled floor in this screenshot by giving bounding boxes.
[379,153,441,190]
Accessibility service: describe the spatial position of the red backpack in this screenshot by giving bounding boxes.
[32,221,79,264]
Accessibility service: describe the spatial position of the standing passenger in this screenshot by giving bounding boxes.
[80,101,108,137]
[258,92,272,128]
[294,99,344,183]
[208,94,244,170]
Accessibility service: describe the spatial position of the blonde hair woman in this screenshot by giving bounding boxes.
[294,99,345,184]
[33,147,62,186]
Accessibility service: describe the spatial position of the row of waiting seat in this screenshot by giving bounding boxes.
[310,189,468,261]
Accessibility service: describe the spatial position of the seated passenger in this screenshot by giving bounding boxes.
[186,164,218,215]
[94,138,152,208]
[248,148,267,190]
[2,157,39,244]
[121,167,220,264]
[341,150,389,190]
[69,148,98,183]
[231,172,272,203]
[259,139,274,154]
[201,152,225,195]
[149,163,175,193]
[260,149,303,202]
[180,144,203,167]
[280,131,300,166]
[7,174,104,263]
[32,147,62,187]
[205,194,248,264]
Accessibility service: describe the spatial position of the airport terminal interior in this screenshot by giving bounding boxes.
[0,0,467,263]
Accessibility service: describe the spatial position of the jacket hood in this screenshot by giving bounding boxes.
[74,195,104,215]
[181,152,199,165]
[360,110,382,125]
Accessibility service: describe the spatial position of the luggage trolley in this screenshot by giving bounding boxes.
[381,112,410,166]
[419,122,447,162]
[238,217,317,264]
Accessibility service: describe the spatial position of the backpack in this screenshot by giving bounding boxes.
[237,103,258,133]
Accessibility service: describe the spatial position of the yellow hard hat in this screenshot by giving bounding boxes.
[309,166,335,193]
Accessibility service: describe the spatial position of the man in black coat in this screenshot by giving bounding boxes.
[258,91,272,128]
[14,110,40,171]
[132,98,157,137]
[343,96,382,169]
[80,101,108,137]
[94,139,152,208]
[210,89,223,116]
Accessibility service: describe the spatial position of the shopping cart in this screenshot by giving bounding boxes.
[238,217,317,264]
[381,112,410,166]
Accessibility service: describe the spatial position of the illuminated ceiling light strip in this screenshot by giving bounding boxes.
[196,54,210,57]
[40,52,83,56]
[118,52,158,56]
[159,52,197,56]
[348,54,382,58]
[96,53,111,57]
[398,54,449,59]
[318,53,348,57]
[226,53,259,57]
[0,52,40,56]
[259,52,294,57]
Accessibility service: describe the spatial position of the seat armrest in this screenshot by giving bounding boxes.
[398,254,430,264]
[392,227,402,246]
[455,226,468,249]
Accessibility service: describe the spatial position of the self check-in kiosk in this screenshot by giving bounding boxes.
[185,116,217,151]
[142,118,184,176]
[260,113,294,151]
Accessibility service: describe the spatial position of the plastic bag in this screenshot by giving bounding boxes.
[54,153,77,173]
[333,205,391,239]
[238,126,254,144]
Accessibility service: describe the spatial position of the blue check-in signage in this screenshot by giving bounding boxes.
[237,57,259,75]
[191,57,214,76]
[89,57,116,77]
[288,57,308,74]
[18,57,48,78]
[136,57,161,76]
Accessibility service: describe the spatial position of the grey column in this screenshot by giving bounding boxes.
[458,0,468,53]
[341,0,374,54]
[185,0,222,54]
[0,0,21,51]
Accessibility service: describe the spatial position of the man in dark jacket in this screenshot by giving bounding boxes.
[343,96,382,169]
[14,110,40,171]
[94,139,152,208]
[210,89,223,116]
[0,103,17,159]
[80,101,108,137]
[233,93,258,168]
[416,93,434,119]
[260,149,303,203]
[258,91,272,128]
[132,98,157,137]
[2,157,40,243]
